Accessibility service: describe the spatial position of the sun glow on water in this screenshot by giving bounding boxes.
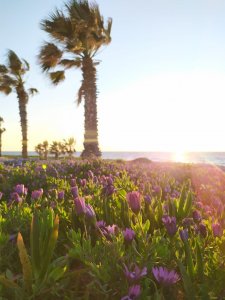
[172,151,188,163]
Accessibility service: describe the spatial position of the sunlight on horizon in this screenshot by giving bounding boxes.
[172,151,188,163]
[3,70,225,152]
[99,70,225,153]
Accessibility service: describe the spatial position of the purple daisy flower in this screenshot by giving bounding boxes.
[121,285,141,300]
[152,266,180,286]
[123,228,135,243]
[124,263,147,282]
[74,197,86,215]
[212,223,223,237]
[126,191,141,214]
[162,215,177,236]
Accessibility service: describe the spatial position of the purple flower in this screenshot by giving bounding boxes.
[100,175,107,185]
[106,224,119,236]
[104,184,115,196]
[11,192,22,203]
[80,178,87,187]
[162,215,177,236]
[195,201,203,209]
[171,190,180,198]
[0,192,3,200]
[127,191,141,214]
[107,176,114,185]
[121,285,141,300]
[97,223,119,239]
[93,176,98,184]
[9,233,17,243]
[31,189,43,200]
[123,228,135,243]
[58,190,65,200]
[212,223,223,237]
[96,220,106,228]
[198,223,207,238]
[14,184,25,195]
[179,228,188,242]
[182,218,194,227]
[70,178,76,187]
[71,186,79,198]
[87,170,94,179]
[152,266,180,286]
[144,195,151,205]
[85,204,96,219]
[124,264,147,282]
[74,197,86,215]
[193,210,202,223]
[164,185,171,193]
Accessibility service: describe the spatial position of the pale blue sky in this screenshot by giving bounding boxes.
[1,0,225,152]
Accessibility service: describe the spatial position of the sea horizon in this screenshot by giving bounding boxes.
[2,151,225,166]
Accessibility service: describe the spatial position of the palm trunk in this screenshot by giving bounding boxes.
[0,120,5,157]
[0,132,2,157]
[81,55,101,158]
[16,86,28,159]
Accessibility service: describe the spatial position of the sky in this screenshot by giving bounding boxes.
[1,0,225,152]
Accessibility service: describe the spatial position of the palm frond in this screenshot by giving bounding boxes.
[0,85,12,95]
[40,0,112,58]
[22,59,30,71]
[28,88,38,95]
[77,81,85,105]
[41,9,75,42]
[1,74,17,86]
[60,58,82,69]
[67,0,91,22]
[107,18,113,37]
[7,50,22,75]
[49,70,65,85]
[66,40,84,53]
[39,43,63,72]
[0,64,8,74]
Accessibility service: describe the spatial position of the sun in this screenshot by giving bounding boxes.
[172,151,188,163]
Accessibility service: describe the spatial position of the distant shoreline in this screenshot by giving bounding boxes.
[2,151,225,166]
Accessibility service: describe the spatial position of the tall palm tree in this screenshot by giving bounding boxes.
[0,117,6,157]
[0,50,38,158]
[39,0,112,158]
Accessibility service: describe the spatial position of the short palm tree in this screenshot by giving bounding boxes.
[39,0,112,158]
[0,50,38,158]
[0,117,6,157]
[64,137,76,157]
[35,140,49,160]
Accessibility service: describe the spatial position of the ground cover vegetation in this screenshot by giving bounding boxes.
[0,159,225,299]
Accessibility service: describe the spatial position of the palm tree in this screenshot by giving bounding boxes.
[0,117,6,157]
[35,141,49,160]
[35,143,45,159]
[64,137,76,157]
[0,50,38,158]
[50,141,63,159]
[39,0,112,158]
[42,140,49,160]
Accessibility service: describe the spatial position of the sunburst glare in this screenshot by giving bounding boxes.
[172,151,188,163]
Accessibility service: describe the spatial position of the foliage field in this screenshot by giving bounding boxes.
[0,159,225,299]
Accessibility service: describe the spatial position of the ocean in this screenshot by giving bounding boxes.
[2,151,225,166]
